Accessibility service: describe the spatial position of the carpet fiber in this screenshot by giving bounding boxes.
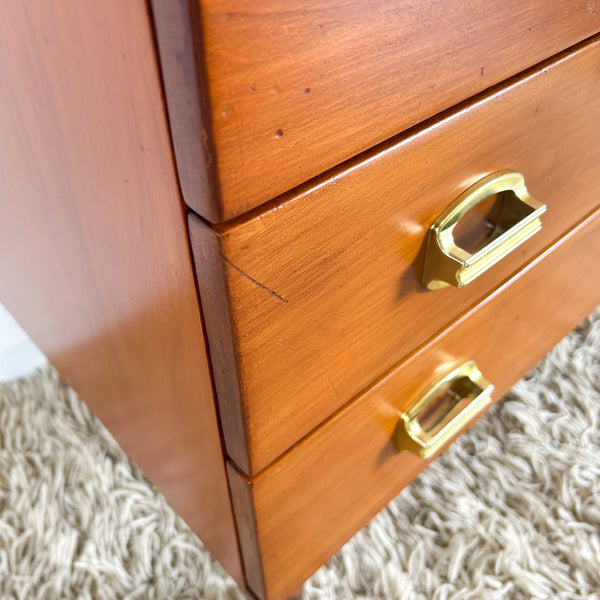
[1,309,599,600]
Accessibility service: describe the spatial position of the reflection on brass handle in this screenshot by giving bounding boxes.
[394,361,493,459]
[422,170,546,290]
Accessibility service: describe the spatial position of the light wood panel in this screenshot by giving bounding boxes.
[154,0,600,220]
[190,38,600,475]
[0,0,242,584]
[229,207,600,600]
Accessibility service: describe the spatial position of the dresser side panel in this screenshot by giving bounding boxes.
[0,0,242,583]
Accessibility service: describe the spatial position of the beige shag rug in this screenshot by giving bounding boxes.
[1,309,600,600]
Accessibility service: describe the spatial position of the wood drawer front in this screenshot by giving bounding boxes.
[228,208,600,600]
[167,1,598,221]
[191,38,600,475]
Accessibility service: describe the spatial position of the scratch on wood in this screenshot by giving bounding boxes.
[220,253,289,303]
[326,373,336,394]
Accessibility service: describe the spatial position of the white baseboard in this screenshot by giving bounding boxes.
[0,303,47,382]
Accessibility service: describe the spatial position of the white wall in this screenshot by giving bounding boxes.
[0,302,47,382]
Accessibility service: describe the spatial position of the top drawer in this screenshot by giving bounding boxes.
[191,38,600,475]
[154,0,599,221]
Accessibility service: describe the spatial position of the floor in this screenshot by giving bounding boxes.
[0,302,46,382]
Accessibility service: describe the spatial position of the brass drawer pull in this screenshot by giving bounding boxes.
[422,170,546,290]
[394,360,493,459]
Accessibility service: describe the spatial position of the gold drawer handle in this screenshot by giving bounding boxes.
[394,360,493,459]
[422,170,546,290]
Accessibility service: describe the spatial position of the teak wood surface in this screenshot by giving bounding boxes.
[190,39,600,475]
[0,0,242,583]
[228,207,600,600]
[154,0,599,221]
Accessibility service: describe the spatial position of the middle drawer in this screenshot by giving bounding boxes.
[190,38,600,475]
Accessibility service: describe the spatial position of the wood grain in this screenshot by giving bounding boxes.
[229,206,600,600]
[154,0,600,220]
[190,38,600,475]
[0,0,242,584]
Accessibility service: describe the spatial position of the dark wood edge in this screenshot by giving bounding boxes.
[227,462,268,600]
[188,212,252,473]
[149,0,223,222]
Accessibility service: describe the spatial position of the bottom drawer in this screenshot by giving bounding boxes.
[228,208,600,600]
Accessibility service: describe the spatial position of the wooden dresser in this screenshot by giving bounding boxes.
[1,2,599,599]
